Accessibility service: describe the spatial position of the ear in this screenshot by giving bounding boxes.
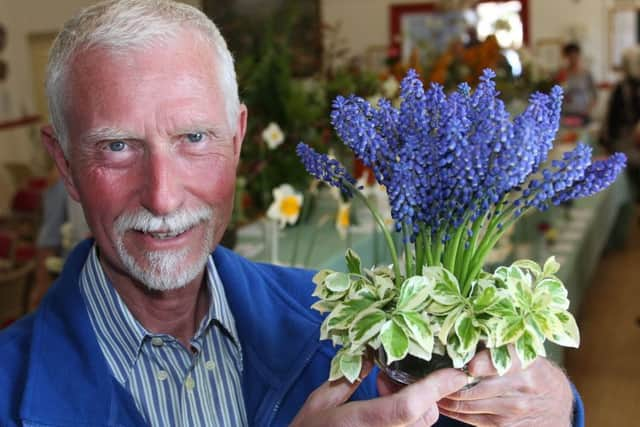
[40,125,81,202]
[232,104,247,164]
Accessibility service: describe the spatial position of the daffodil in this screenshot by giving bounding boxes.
[335,201,351,239]
[381,76,399,98]
[262,122,285,150]
[267,184,303,228]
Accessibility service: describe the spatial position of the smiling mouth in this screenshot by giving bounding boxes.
[132,226,195,240]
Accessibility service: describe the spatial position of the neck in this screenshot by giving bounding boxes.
[100,258,210,350]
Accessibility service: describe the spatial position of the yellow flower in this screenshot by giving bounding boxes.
[267,184,303,228]
[336,202,351,239]
[262,122,285,150]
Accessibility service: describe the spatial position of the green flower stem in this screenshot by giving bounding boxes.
[457,213,486,288]
[424,228,434,267]
[443,223,465,273]
[348,183,402,286]
[415,230,425,274]
[403,223,415,276]
[433,229,445,267]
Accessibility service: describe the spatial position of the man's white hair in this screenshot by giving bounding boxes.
[46,0,240,156]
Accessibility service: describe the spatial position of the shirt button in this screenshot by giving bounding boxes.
[151,337,164,347]
[156,370,168,381]
[205,360,216,371]
[185,375,195,390]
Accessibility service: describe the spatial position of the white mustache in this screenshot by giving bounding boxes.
[114,206,213,235]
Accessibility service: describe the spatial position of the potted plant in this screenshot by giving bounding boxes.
[296,69,627,384]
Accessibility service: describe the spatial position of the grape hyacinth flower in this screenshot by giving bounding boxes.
[297,68,627,292]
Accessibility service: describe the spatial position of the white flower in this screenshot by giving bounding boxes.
[335,201,351,239]
[267,184,303,228]
[381,76,399,98]
[262,122,285,150]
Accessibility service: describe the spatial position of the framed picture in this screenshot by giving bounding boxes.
[534,37,564,73]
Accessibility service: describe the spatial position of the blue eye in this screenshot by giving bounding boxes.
[186,132,204,143]
[108,141,126,151]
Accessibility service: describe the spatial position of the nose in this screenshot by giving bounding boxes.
[140,148,184,216]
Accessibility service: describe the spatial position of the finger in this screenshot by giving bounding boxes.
[438,407,498,427]
[466,345,523,378]
[304,358,374,412]
[376,372,404,396]
[408,404,439,427]
[445,374,518,401]
[349,368,468,426]
[438,395,529,416]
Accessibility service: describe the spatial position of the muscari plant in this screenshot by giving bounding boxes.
[296,69,627,383]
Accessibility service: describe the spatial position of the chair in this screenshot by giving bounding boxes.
[0,260,35,327]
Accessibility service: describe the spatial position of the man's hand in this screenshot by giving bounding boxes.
[437,347,574,426]
[290,360,468,427]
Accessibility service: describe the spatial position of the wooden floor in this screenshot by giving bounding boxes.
[565,205,640,426]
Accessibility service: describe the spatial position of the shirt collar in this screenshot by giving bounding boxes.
[79,245,240,382]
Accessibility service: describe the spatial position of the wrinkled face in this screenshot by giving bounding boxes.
[54,33,246,291]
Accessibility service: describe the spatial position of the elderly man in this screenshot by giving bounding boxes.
[0,1,583,426]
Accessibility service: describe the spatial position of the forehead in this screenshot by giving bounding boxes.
[64,33,225,134]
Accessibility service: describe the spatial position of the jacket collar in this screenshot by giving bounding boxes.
[20,239,321,426]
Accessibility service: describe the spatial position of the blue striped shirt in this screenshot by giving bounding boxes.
[79,245,248,426]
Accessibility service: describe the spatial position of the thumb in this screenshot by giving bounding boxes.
[304,358,374,412]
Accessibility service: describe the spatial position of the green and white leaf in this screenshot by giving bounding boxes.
[438,306,464,343]
[534,277,569,311]
[549,311,580,348]
[373,274,395,300]
[484,297,517,318]
[446,335,475,369]
[454,311,481,353]
[345,249,362,275]
[349,308,387,347]
[496,316,526,346]
[515,328,545,369]
[429,268,463,306]
[324,298,377,334]
[324,272,351,293]
[312,269,334,287]
[542,256,560,277]
[397,311,434,356]
[380,319,409,364]
[472,285,499,313]
[311,299,339,314]
[397,276,433,311]
[512,259,542,277]
[490,345,512,376]
[408,339,433,361]
[425,300,458,315]
[340,353,363,383]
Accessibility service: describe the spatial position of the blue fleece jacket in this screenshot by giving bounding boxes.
[0,240,583,426]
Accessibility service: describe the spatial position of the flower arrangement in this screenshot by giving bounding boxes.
[296,69,626,383]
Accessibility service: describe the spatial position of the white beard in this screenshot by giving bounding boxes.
[113,206,213,291]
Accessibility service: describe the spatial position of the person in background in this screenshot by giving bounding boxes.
[600,46,640,201]
[556,42,597,124]
[0,1,583,426]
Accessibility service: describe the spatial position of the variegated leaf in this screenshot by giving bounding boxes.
[430,268,462,306]
[549,311,580,348]
[325,272,351,293]
[543,256,560,277]
[472,285,499,313]
[349,308,387,347]
[380,319,409,364]
[534,277,569,311]
[484,297,517,318]
[312,269,334,287]
[397,311,434,356]
[425,300,458,315]
[515,328,545,369]
[490,345,512,376]
[345,249,362,275]
[408,339,433,362]
[397,276,433,311]
[497,316,525,346]
[340,353,363,383]
[446,335,475,369]
[512,259,542,277]
[438,306,463,343]
[373,274,395,300]
[311,299,338,314]
[325,298,376,332]
[454,311,480,353]
[329,351,343,381]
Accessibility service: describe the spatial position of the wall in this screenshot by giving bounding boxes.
[0,0,201,213]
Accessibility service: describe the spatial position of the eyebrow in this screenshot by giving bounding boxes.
[82,127,138,144]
